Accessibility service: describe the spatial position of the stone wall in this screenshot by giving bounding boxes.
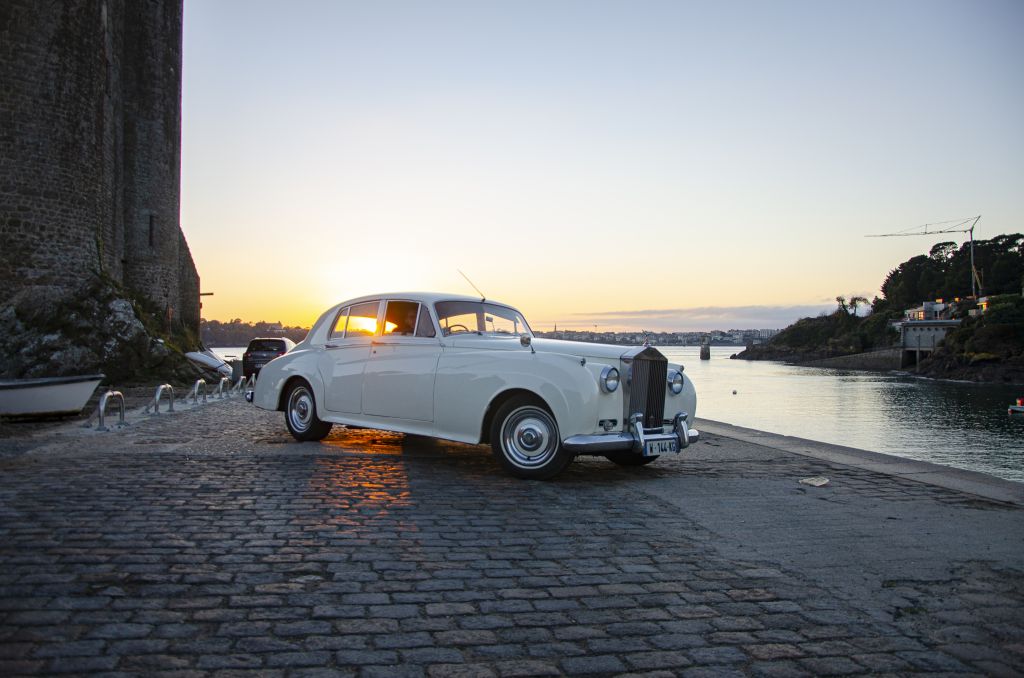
[802,348,903,371]
[0,0,197,334]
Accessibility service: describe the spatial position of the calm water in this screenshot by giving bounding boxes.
[214,345,1024,482]
[212,347,246,360]
[663,346,1024,483]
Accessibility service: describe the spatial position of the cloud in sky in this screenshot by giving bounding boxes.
[537,304,838,332]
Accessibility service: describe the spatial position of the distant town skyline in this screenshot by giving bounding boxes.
[182,1,1024,331]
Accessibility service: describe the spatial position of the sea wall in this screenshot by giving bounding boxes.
[801,348,903,371]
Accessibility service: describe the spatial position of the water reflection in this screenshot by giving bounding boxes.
[663,347,1024,482]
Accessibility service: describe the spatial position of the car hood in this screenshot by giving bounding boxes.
[445,335,643,363]
[530,338,644,362]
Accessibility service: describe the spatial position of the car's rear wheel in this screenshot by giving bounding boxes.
[604,451,658,466]
[490,396,574,480]
[284,381,333,441]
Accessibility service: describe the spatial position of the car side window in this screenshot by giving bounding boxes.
[382,300,420,336]
[415,306,436,338]
[331,307,349,338]
[345,301,379,337]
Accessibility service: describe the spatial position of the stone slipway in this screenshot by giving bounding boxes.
[697,418,1024,506]
[0,400,1021,676]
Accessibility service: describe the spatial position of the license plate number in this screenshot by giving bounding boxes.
[644,439,678,456]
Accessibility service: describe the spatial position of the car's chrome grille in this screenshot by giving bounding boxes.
[627,349,668,429]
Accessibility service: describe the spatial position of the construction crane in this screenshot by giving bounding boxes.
[866,215,982,298]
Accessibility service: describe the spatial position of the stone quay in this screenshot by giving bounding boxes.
[1,399,1022,676]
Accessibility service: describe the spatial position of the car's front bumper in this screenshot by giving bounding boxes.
[562,411,700,456]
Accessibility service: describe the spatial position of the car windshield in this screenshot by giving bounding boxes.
[435,301,533,337]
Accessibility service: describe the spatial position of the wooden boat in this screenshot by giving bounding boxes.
[0,374,105,417]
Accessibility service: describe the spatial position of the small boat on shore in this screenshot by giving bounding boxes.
[185,349,232,378]
[0,374,105,417]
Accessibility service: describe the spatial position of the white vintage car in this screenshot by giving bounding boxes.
[251,292,699,479]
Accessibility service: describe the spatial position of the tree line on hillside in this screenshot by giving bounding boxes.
[737,234,1024,381]
[200,318,309,347]
[873,234,1024,313]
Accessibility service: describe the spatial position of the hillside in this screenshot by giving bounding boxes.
[916,295,1024,383]
[737,234,1024,383]
[201,318,309,347]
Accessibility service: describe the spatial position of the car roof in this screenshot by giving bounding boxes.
[305,293,523,344]
[337,292,513,307]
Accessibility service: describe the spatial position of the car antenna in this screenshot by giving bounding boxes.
[458,269,486,301]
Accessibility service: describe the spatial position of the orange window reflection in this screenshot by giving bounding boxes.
[345,301,379,337]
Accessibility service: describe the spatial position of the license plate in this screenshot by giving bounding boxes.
[644,438,678,456]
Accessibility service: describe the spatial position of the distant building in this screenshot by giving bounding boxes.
[899,299,961,368]
[904,301,952,321]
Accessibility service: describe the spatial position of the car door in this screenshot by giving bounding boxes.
[318,300,379,414]
[362,301,442,422]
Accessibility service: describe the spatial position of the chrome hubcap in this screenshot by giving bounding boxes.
[501,406,559,469]
[288,387,313,432]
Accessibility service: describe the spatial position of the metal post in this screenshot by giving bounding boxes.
[970,219,976,298]
[191,379,207,405]
[217,377,230,399]
[96,390,126,431]
[146,383,174,414]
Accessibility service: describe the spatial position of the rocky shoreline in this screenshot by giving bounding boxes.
[734,344,1024,384]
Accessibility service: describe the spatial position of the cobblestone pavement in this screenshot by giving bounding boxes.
[1,400,1022,677]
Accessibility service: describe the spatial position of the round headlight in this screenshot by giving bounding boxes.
[668,369,684,395]
[600,366,619,393]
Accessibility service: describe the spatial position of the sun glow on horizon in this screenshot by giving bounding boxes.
[183,2,1024,333]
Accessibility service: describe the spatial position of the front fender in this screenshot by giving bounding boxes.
[433,349,616,444]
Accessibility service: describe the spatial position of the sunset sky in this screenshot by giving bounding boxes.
[181,0,1024,332]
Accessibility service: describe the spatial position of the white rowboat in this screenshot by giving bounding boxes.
[0,374,105,417]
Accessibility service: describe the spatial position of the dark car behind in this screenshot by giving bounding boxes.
[243,337,295,379]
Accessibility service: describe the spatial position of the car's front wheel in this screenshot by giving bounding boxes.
[284,380,333,441]
[490,396,574,480]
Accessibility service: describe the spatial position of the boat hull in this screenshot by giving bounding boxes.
[186,350,233,378]
[0,375,105,416]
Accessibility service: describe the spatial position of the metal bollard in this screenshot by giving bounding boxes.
[191,378,207,405]
[215,377,230,399]
[145,383,175,414]
[96,390,126,431]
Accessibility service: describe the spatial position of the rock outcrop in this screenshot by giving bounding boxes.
[0,278,202,384]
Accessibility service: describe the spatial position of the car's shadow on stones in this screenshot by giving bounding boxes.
[255,418,694,485]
